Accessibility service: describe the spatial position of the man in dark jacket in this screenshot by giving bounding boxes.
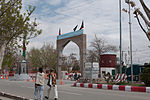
[45,68,58,100]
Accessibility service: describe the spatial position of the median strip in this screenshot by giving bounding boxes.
[73,83,150,93]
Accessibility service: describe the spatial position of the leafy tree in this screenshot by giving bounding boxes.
[140,67,150,86]
[2,50,17,71]
[40,43,56,68]
[0,0,42,69]
[27,48,42,70]
[27,43,56,70]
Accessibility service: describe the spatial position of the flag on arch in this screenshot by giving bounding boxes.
[73,25,78,31]
[59,28,61,35]
[79,21,84,30]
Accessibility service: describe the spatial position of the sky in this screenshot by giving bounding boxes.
[22,0,150,65]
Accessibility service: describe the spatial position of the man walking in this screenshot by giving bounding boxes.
[45,68,58,100]
[34,67,45,100]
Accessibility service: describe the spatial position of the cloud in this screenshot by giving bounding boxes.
[45,0,62,6]
[23,0,150,64]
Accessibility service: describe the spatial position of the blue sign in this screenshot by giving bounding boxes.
[57,29,83,40]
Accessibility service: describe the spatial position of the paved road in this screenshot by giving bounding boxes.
[0,80,150,100]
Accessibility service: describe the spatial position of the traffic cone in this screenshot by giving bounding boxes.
[33,77,35,83]
[6,75,8,80]
[27,76,30,82]
[60,79,63,85]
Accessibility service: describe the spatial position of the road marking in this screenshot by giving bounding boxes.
[58,90,82,96]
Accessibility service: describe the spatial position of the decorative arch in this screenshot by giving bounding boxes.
[56,29,86,79]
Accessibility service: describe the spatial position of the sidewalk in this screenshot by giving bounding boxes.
[0,91,29,100]
[0,96,13,100]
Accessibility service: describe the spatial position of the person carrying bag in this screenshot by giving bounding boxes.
[34,67,45,100]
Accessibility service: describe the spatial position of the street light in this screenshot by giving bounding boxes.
[119,0,123,79]
[125,0,133,83]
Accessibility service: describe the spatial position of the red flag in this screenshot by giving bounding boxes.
[80,21,84,30]
[59,28,61,35]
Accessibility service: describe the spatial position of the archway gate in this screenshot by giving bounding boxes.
[56,29,86,79]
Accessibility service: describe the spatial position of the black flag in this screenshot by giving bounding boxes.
[73,25,78,31]
[80,21,84,30]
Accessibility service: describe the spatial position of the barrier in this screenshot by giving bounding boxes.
[119,85,125,91]
[88,84,93,88]
[113,85,119,90]
[146,87,150,93]
[73,83,150,93]
[102,84,108,89]
[84,83,89,88]
[115,74,127,83]
[125,86,131,91]
[97,84,102,89]
[108,85,113,90]
[92,84,98,88]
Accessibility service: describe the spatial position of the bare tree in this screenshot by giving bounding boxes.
[89,34,118,77]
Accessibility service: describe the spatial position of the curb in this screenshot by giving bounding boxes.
[73,83,150,93]
[0,91,33,100]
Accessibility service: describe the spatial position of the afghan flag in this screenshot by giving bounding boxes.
[80,21,84,30]
[59,28,61,35]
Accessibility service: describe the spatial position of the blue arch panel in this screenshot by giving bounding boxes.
[57,29,83,40]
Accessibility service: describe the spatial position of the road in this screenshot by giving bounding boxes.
[0,80,150,100]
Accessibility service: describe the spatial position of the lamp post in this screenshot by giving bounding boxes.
[125,0,133,83]
[119,0,123,77]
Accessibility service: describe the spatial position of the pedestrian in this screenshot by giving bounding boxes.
[34,67,45,100]
[45,68,58,100]
[74,72,78,81]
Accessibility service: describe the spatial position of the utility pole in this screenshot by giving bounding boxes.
[125,0,133,83]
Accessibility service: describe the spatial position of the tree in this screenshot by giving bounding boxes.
[27,48,42,70]
[86,49,97,62]
[89,34,118,77]
[40,43,56,68]
[0,0,42,69]
[61,53,80,72]
[27,43,56,70]
[140,67,150,86]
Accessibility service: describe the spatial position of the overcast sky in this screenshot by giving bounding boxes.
[22,0,150,65]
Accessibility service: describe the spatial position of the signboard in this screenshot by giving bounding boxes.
[100,54,116,68]
[91,67,99,79]
[84,62,99,79]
